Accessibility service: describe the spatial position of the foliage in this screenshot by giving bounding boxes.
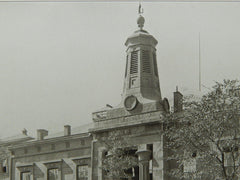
[101,130,138,179]
[165,80,240,180]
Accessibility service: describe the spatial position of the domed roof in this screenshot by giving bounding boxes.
[125,28,158,47]
[125,13,158,47]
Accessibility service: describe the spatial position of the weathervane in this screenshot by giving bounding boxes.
[138,3,144,15]
[137,3,145,30]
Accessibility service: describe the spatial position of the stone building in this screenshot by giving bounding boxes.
[0,130,34,180]
[0,11,183,180]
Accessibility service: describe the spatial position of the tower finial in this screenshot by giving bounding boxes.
[138,2,143,15]
[137,3,145,30]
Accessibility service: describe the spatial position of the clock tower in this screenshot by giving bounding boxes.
[90,7,168,180]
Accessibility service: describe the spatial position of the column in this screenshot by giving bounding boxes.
[136,149,151,180]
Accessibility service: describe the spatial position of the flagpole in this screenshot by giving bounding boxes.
[199,32,201,92]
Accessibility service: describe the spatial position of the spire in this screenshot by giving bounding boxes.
[137,3,145,30]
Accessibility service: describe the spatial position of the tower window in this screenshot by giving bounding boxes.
[130,51,138,74]
[125,55,128,77]
[142,50,151,73]
[153,53,158,77]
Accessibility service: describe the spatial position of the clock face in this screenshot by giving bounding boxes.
[124,95,138,111]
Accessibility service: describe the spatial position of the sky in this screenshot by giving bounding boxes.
[0,1,240,138]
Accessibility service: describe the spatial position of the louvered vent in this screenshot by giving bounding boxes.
[130,51,138,74]
[153,53,158,76]
[142,50,151,73]
[125,55,128,77]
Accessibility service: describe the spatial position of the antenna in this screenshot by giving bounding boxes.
[199,32,201,92]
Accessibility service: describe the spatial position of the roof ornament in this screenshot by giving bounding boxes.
[138,3,144,15]
[137,3,145,30]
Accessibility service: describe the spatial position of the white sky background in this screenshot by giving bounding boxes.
[0,1,240,138]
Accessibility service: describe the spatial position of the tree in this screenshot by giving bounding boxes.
[165,80,240,180]
[100,130,138,180]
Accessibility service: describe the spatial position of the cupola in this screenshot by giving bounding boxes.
[122,7,161,109]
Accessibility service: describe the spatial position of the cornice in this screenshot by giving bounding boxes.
[9,132,92,150]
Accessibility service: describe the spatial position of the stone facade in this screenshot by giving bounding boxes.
[9,133,92,180]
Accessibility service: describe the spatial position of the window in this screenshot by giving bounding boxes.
[130,78,137,87]
[77,165,88,180]
[0,159,8,173]
[147,144,153,180]
[21,171,32,180]
[48,168,59,180]
[125,55,128,77]
[142,50,150,73]
[130,51,138,74]
[152,53,158,76]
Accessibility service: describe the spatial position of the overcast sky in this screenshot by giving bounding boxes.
[0,1,240,138]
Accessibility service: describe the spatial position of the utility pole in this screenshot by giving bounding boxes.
[199,32,201,92]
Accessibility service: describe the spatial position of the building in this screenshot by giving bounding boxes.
[0,130,33,180]
[0,9,183,180]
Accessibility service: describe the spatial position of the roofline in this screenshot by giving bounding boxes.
[9,132,92,150]
[125,32,158,46]
[0,136,34,147]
